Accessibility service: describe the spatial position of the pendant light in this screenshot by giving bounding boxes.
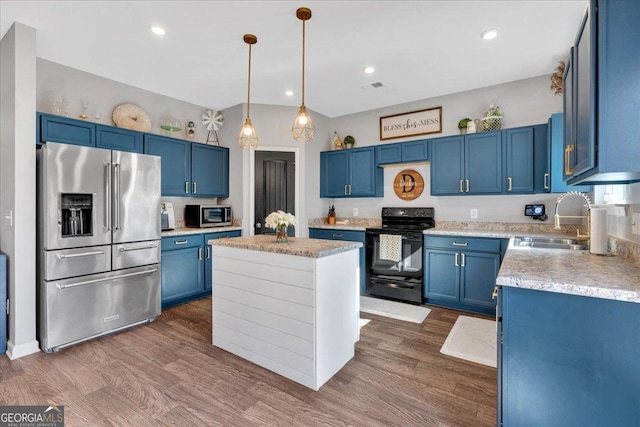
[238,34,258,149]
[291,7,315,142]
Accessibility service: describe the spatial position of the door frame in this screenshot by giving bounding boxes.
[249,147,300,237]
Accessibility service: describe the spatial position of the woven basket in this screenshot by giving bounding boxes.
[481,116,503,132]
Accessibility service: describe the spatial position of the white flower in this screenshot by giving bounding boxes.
[264,210,296,230]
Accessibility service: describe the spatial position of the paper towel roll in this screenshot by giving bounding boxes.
[590,208,608,255]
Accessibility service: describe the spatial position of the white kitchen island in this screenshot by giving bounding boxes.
[209,235,361,391]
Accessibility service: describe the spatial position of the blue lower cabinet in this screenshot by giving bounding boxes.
[38,113,96,147]
[309,228,365,294]
[499,286,640,426]
[204,230,242,291]
[96,124,143,153]
[161,234,205,308]
[423,235,504,315]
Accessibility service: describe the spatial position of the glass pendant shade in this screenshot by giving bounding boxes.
[292,105,315,142]
[292,7,315,142]
[239,34,258,149]
[238,117,258,149]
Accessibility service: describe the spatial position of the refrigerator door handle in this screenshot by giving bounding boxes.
[119,243,159,252]
[113,163,120,230]
[105,163,112,231]
[55,268,158,290]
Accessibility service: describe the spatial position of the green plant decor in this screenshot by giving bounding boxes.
[343,135,355,147]
[458,118,472,129]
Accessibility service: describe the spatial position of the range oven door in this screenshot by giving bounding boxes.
[365,230,423,303]
[366,231,423,278]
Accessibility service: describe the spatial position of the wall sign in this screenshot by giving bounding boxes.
[393,169,424,200]
[380,106,442,141]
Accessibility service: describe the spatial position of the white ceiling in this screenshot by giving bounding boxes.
[1,1,586,118]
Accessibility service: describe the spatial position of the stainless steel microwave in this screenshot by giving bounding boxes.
[185,205,232,228]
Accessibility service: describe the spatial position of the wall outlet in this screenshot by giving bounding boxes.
[353,208,359,217]
[470,208,478,219]
[4,210,13,227]
[632,213,639,235]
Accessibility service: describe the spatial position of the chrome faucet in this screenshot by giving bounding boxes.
[553,191,592,240]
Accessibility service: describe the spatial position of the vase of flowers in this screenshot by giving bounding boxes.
[265,210,296,243]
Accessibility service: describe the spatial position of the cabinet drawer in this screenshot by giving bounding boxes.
[309,228,365,243]
[424,235,501,253]
[161,234,204,251]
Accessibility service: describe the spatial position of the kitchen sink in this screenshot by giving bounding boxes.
[511,236,587,251]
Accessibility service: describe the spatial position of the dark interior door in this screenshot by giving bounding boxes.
[255,151,295,236]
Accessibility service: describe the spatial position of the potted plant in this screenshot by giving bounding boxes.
[458,118,472,134]
[481,105,503,131]
[343,135,355,149]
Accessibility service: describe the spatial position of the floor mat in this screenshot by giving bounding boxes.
[440,315,497,368]
[360,296,430,324]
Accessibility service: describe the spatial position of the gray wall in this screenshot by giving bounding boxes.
[320,75,585,222]
[0,22,39,359]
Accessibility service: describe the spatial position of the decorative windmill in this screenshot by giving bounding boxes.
[201,110,224,145]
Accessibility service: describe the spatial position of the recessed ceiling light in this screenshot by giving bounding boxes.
[364,66,375,74]
[285,90,294,97]
[149,25,166,36]
[481,29,498,40]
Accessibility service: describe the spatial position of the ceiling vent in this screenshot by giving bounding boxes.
[361,81,384,90]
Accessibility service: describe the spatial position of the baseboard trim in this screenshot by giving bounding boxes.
[6,339,40,360]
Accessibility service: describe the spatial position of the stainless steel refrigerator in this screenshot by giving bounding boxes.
[37,142,161,352]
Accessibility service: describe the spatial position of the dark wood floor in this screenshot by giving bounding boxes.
[0,298,496,426]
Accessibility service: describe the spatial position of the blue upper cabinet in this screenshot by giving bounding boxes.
[505,127,535,194]
[320,151,350,197]
[563,49,576,181]
[38,113,95,147]
[349,147,382,197]
[320,147,382,198]
[431,132,502,195]
[430,135,465,195]
[191,144,229,198]
[144,134,191,196]
[465,131,503,194]
[565,0,640,184]
[538,113,591,193]
[96,124,143,153]
[401,139,429,162]
[376,143,402,165]
[376,139,429,166]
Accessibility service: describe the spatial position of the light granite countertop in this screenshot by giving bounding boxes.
[423,228,579,240]
[209,234,362,258]
[162,226,242,237]
[309,223,369,231]
[498,243,640,303]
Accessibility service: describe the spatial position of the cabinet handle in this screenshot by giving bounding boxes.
[193,181,197,194]
[544,173,550,190]
[454,252,459,267]
[564,145,575,175]
[174,240,188,245]
[344,184,348,195]
[461,253,466,267]
[507,177,512,192]
[452,242,468,247]
[459,179,464,193]
[206,246,211,259]
[492,286,499,300]
[349,184,352,195]
[198,248,203,260]
[332,233,343,238]
[465,179,470,192]
[185,181,190,194]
